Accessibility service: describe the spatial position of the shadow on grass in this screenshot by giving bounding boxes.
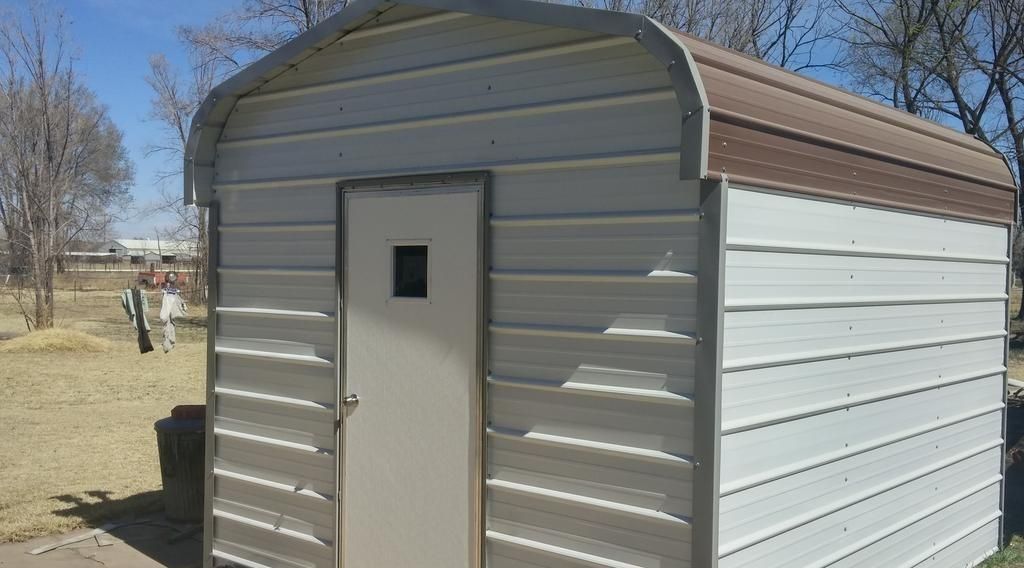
[49,490,201,568]
[1006,399,1024,540]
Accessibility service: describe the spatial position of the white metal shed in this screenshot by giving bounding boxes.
[185,1,1017,567]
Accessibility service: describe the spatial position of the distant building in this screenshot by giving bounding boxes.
[100,238,196,267]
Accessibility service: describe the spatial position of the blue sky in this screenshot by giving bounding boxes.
[57,0,242,237]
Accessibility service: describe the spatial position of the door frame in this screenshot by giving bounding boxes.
[335,172,490,568]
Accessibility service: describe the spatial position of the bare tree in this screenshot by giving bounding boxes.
[836,0,1024,314]
[145,52,217,304]
[833,0,943,115]
[0,4,133,329]
[180,0,349,74]
[147,1,350,304]
[562,0,840,72]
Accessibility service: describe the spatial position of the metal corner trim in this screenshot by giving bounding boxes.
[693,177,728,568]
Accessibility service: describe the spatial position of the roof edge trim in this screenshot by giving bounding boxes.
[183,0,709,206]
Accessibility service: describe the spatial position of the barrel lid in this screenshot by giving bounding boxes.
[154,417,204,433]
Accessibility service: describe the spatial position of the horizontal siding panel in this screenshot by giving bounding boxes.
[719,449,1000,567]
[219,226,335,268]
[725,250,1007,308]
[720,373,1003,491]
[491,165,700,216]
[488,498,691,568]
[215,395,335,453]
[490,435,692,514]
[489,382,693,460]
[214,435,335,498]
[216,356,334,409]
[722,338,1005,431]
[830,490,999,568]
[492,216,697,273]
[215,100,680,183]
[228,45,663,140]
[723,301,1005,370]
[492,331,695,396]
[218,270,335,315]
[213,516,333,568]
[492,278,696,331]
[726,188,1008,262]
[218,313,335,360]
[260,20,599,93]
[719,411,1001,546]
[910,518,999,568]
[218,184,336,224]
[214,476,335,543]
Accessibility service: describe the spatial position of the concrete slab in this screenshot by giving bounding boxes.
[0,517,201,568]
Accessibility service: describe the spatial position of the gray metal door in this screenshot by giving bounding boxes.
[340,180,483,568]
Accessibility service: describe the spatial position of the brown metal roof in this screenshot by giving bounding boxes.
[674,31,1018,225]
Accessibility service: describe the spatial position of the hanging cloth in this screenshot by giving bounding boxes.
[159,288,187,353]
[121,288,153,354]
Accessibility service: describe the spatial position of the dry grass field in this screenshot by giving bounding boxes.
[0,279,205,543]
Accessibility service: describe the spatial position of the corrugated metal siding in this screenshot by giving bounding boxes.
[212,184,337,568]
[719,187,1007,568]
[211,8,696,568]
[674,32,1017,225]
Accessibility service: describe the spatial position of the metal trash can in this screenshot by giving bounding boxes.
[154,405,205,522]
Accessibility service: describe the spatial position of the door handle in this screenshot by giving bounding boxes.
[342,394,360,408]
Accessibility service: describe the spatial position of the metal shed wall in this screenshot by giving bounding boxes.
[718,187,1009,567]
[208,7,699,568]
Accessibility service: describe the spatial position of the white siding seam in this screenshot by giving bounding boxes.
[718,440,1003,556]
[488,478,692,526]
[721,366,1006,434]
[239,36,632,105]
[726,240,1008,265]
[490,209,699,227]
[725,293,1008,311]
[488,374,694,406]
[214,387,335,411]
[211,508,332,547]
[798,475,1002,568]
[215,347,334,368]
[896,512,1001,568]
[491,322,696,344]
[216,307,336,321]
[720,403,1004,496]
[723,330,1007,372]
[490,269,696,284]
[486,531,646,568]
[487,426,693,467]
[211,549,275,568]
[211,148,680,191]
[218,222,334,233]
[213,468,333,502]
[213,427,335,455]
[223,88,675,148]
[217,267,333,277]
